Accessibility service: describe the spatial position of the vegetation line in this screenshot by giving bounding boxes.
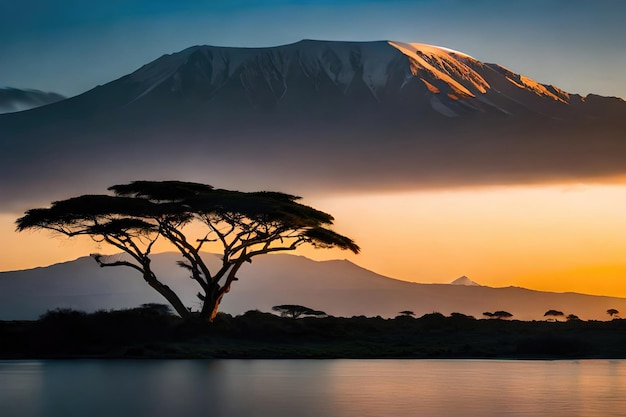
[2,306,626,360]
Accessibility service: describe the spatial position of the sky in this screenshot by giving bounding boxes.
[2,0,626,297]
[2,0,626,99]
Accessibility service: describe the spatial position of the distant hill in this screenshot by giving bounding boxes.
[1,252,624,321]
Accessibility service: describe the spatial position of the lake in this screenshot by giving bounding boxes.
[1,359,625,417]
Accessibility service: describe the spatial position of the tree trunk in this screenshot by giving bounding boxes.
[143,271,192,319]
[198,261,243,322]
[199,288,224,322]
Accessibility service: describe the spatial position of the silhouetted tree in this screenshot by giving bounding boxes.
[398,310,415,317]
[16,181,359,322]
[449,312,474,320]
[483,311,512,319]
[544,310,564,321]
[272,305,327,318]
[492,311,513,320]
[607,308,620,318]
[566,314,581,322]
[138,303,173,316]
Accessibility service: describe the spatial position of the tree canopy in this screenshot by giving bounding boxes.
[16,180,359,321]
[272,305,327,318]
[566,314,581,322]
[483,311,513,319]
[544,310,564,321]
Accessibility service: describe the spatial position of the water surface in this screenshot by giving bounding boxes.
[1,359,625,417]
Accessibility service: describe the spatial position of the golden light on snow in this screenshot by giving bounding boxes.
[421,78,440,94]
[388,41,492,96]
[506,75,569,103]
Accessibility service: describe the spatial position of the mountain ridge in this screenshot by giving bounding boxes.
[1,252,625,321]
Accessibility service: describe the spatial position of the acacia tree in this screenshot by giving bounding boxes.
[607,309,619,318]
[16,181,359,322]
[272,305,327,318]
[566,314,581,322]
[544,310,564,321]
[483,311,513,320]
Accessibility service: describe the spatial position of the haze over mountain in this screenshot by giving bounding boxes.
[0,253,624,321]
[1,40,625,211]
[0,87,65,114]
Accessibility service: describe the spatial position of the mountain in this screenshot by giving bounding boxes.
[450,276,480,286]
[0,87,65,114]
[1,40,626,209]
[1,252,624,321]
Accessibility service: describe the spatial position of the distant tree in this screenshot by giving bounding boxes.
[398,310,415,317]
[492,311,513,320]
[138,303,173,316]
[544,310,565,321]
[450,312,474,320]
[566,314,581,322]
[16,180,359,322]
[483,311,512,319]
[607,309,620,318]
[272,305,327,318]
[420,312,446,320]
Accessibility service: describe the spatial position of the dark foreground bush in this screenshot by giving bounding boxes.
[2,309,626,359]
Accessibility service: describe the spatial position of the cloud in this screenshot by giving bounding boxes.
[2,110,626,214]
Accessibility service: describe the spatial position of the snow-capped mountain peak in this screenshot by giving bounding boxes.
[1,40,625,217]
[450,276,481,286]
[118,40,586,119]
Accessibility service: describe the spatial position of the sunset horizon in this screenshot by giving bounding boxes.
[4,3,626,415]
[2,1,626,302]
[5,180,626,300]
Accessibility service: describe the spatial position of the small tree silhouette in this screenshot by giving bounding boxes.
[450,312,474,320]
[544,310,564,321]
[483,311,512,319]
[398,310,415,317]
[566,314,581,322]
[607,309,620,318]
[272,305,327,319]
[492,311,513,320]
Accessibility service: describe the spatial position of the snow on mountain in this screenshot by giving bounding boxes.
[389,41,488,97]
[0,87,65,114]
[115,39,601,119]
[450,276,481,286]
[1,40,625,211]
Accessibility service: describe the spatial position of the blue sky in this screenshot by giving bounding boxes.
[2,0,625,98]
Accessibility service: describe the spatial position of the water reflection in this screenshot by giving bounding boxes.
[1,360,625,417]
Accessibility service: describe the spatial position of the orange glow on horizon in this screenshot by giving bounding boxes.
[4,183,626,298]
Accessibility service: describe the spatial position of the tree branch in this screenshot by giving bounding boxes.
[91,254,143,273]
